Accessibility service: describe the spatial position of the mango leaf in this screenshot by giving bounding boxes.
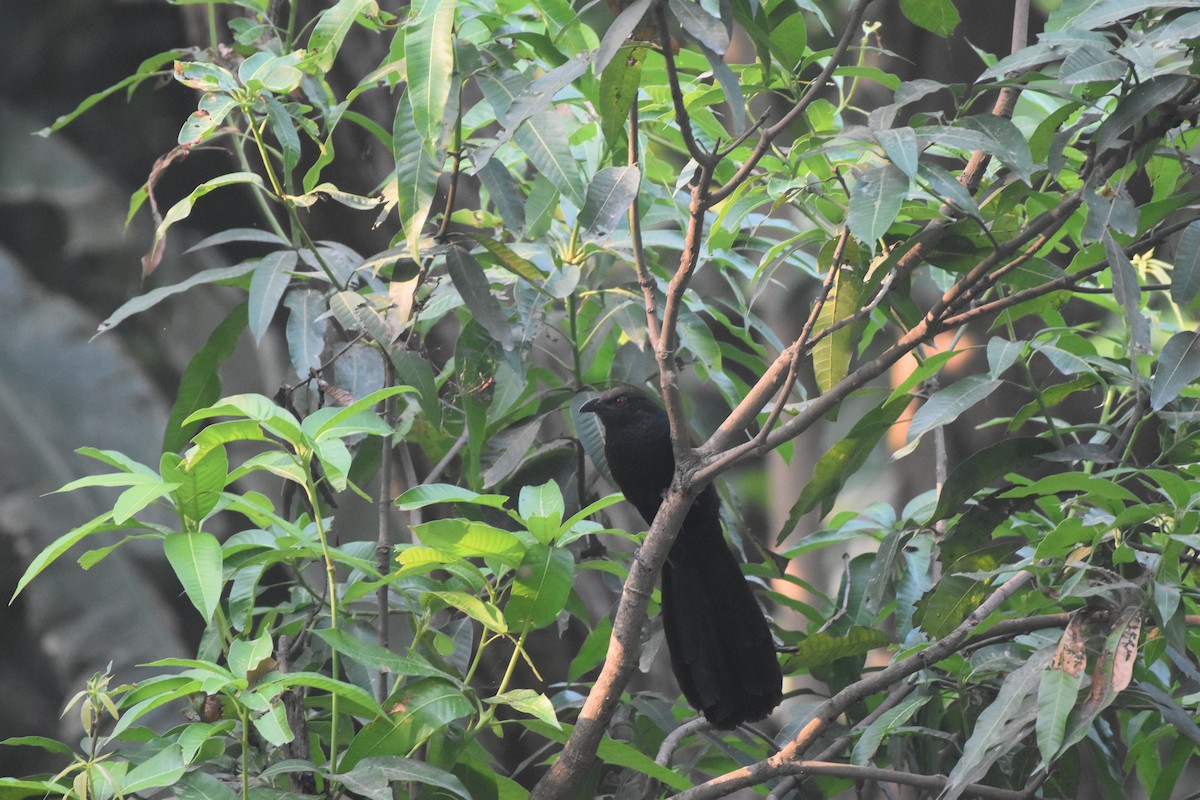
[98,262,255,335]
[578,166,640,236]
[396,483,510,510]
[308,0,379,72]
[902,376,1002,453]
[514,111,585,208]
[247,250,298,343]
[784,626,893,670]
[930,437,1054,522]
[141,173,267,277]
[1171,219,1200,305]
[445,247,515,349]
[1036,667,1082,763]
[164,531,224,622]
[669,0,729,54]
[163,303,248,454]
[941,648,1054,800]
[122,745,186,794]
[466,233,547,286]
[162,448,227,525]
[899,0,959,36]
[405,0,457,144]
[1095,75,1190,154]
[598,44,646,153]
[593,0,655,75]
[505,544,573,630]
[789,394,910,525]
[336,757,470,800]
[1104,232,1151,353]
[484,689,561,729]
[812,265,867,394]
[1151,330,1200,411]
[847,163,908,248]
[393,90,442,260]
[283,289,327,378]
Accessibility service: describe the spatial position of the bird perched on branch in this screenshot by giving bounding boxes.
[580,387,782,729]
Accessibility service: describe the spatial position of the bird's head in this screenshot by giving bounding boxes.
[579,387,663,430]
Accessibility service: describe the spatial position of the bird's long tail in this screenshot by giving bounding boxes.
[660,528,782,729]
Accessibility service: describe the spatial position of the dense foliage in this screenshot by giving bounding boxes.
[6,0,1200,798]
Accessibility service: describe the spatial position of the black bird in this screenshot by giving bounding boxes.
[580,387,782,729]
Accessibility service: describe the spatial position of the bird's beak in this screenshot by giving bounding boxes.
[579,397,601,414]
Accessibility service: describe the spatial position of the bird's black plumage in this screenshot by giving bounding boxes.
[580,387,782,729]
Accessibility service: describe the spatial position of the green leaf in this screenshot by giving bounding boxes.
[113,480,180,524]
[256,671,385,717]
[175,770,237,800]
[178,92,238,145]
[10,515,115,602]
[308,0,379,72]
[1151,330,1200,411]
[669,0,729,54]
[578,166,640,236]
[1095,75,1190,154]
[228,632,274,680]
[852,689,930,765]
[396,483,510,510]
[247,251,299,343]
[164,532,224,622]
[875,126,918,180]
[263,96,300,174]
[121,744,186,793]
[784,626,893,669]
[598,44,646,153]
[339,679,471,770]
[1104,232,1151,354]
[163,303,248,454]
[921,116,1033,184]
[283,289,327,378]
[310,385,416,440]
[519,481,565,544]
[913,574,987,638]
[1036,666,1083,762]
[184,393,305,447]
[313,629,456,680]
[904,376,1003,451]
[505,55,591,134]
[593,0,654,74]
[337,757,471,800]
[930,437,1054,522]
[445,247,515,349]
[1171,219,1200,305]
[405,0,457,144]
[426,590,508,633]
[519,719,692,791]
[411,519,526,566]
[142,173,268,276]
[252,702,293,746]
[485,689,561,728]
[98,262,256,335]
[812,264,867,394]
[505,544,574,630]
[791,394,910,523]
[392,98,441,260]
[35,50,184,136]
[941,649,1054,800]
[467,233,547,286]
[173,60,237,92]
[514,110,585,208]
[899,0,960,36]
[847,163,908,248]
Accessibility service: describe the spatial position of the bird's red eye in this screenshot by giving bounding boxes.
[614,395,627,408]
